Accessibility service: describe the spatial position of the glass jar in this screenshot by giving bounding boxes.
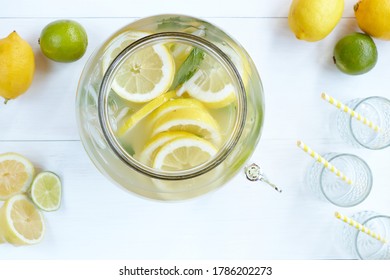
[76,14,264,200]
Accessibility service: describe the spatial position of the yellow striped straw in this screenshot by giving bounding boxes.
[297,140,353,185]
[335,212,388,244]
[321,92,381,133]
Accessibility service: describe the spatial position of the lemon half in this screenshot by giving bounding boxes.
[0,153,35,200]
[0,194,45,246]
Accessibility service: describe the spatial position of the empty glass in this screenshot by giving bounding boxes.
[338,211,390,260]
[336,96,390,150]
[306,153,372,207]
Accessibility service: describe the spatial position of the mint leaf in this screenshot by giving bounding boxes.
[170,48,205,90]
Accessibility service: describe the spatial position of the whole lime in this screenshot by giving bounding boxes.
[39,20,88,62]
[333,32,377,75]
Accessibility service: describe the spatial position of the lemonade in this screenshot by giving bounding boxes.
[76,15,264,200]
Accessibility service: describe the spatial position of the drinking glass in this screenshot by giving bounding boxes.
[306,153,372,207]
[338,211,390,260]
[336,96,390,150]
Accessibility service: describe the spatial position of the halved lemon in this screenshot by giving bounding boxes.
[151,107,221,145]
[152,134,218,171]
[137,131,194,166]
[0,153,35,200]
[177,53,236,108]
[0,194,45,246]
[111,44,175,103]
[30,171,62,212]
[117,90,177,137]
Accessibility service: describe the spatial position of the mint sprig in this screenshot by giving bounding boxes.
[170,47,205,90]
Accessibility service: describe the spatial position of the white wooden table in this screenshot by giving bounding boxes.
[1,0,390,259]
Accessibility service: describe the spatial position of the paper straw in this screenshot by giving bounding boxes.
[335,212,388,244]
[296,140,352,185]
[321,92,381,133]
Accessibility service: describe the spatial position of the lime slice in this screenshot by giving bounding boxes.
[30,171,61,212]
[137,131,195,166]
[152,134,218,171]
[0,153,35,200]
[111,44,175,103]
[178,53,236,108]
[0,194,45,245]
[151,107,221,145]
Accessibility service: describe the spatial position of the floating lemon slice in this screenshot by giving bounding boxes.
[0,194,45,246]
[152,134,218,171]
[30,171,62,212]
[117,90,177,136]
[152,107,221,145]
[178,53,236,108]
[137,131,194,166]
[102,30,151,72]
[149,97,207,124]
[0,153,35,200]
[111,43,175,103]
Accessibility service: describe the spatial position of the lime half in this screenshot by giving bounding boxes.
[30,171,62,212]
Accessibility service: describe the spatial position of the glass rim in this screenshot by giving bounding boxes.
[354,214,390,260]
[98,32,247,180]
[318,153,372,207]
[349,96,390,150]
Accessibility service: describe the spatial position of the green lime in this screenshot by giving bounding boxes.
[29,171,62,211]
[333,32,378,75]
[39,19,88,62]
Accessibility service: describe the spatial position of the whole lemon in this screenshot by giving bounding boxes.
[39,20,88,62]
[354,0,390,40]
[288,0,344,42]
[0,31,35,103]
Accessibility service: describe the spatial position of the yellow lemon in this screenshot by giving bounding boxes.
[288,0,344,42]
[0,31,35,103]
[0,153,35,200]
[0,194,45,246]
[354,0,390,40]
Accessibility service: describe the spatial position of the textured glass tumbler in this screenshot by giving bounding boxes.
[339,211,390,260]
[336,96,390,150]
[306,153,372,207]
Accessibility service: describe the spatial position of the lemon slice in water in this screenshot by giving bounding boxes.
[178,53,236,108]
[149,97,207,124]
[137,131,194,166]
[111,44,175,103]
[151,107,221,145]
[30,171,62,212]
[0,194,45,246]
[0,153,34,200]
[117,90,177,136]
[102,31,151,72]
[152,134,218,171]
